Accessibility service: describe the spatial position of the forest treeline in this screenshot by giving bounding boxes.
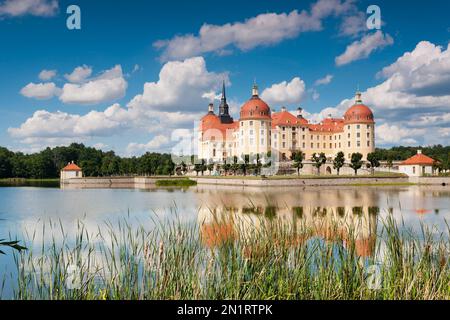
[0,143,449,179]
[373,145,450,167]
[0,143,175,179]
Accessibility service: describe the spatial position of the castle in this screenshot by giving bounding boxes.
[198,82,375,165]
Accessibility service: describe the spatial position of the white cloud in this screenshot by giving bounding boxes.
[311,90,320,101]
[20,82,61,100]
[64,65,93,83]
[8,104,130,139]
[92,143,108,150]
[335,31,394,66]
[261,77,306,107]
[128,56,226,112]
[126,135,170,155]
[314,74,333,85]
[38,69,57,81]
[59,65,127,105]
[0,0,58,17]
[378,41,450,97]
[376,123,425,145]
[338,12,366,37]
[155,0,357,61]
[333,40,450,146]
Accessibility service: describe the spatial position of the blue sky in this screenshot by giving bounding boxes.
[1,0,449,155]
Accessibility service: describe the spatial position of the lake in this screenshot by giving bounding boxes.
[0,184,449,298]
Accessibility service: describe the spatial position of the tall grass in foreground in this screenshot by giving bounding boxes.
[9,212,450,300]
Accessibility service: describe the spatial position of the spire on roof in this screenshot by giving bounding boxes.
[252,80,258,97]
[218,80,233,124]
[221,79,226,102]
[355,90,363,104]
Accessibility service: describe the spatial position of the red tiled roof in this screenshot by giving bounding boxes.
[271,111,308,128]
[62,163,81,171]
[309,118,344,133]
[240,96,271,120]
[199,113,237,141]
[344,104,375,124]
[400,153,436,165]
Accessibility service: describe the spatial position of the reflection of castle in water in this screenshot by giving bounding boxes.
[196,185,380,257]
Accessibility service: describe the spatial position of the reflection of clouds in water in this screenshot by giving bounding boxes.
[1,184,449,297]
[2,184,449,251]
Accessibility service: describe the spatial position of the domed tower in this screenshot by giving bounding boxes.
[237,83,272,157]
[343,91,375,160]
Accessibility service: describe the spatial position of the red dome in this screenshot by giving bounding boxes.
[240,96,271,120]
[200,113,220,131]
[344,103,374,124]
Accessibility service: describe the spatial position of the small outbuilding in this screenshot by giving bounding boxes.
[60,161,83,182]
[398,150,437,177]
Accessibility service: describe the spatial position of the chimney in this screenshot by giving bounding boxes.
[296,107,303,118]
[417,149,422,155]
[281,106,287,112]
[208,103,214,114]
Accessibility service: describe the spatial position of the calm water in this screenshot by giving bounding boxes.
[0,184,449,297]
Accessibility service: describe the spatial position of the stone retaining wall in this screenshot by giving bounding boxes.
[411,177,450,186]
[192,177,410,187]
[62,176,450,188]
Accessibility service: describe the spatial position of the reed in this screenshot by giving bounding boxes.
[6,209,450,300]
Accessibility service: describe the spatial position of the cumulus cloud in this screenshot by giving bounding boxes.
[376,123,425,145]
[64,65,93,83]
[128,56,226,112]
[20,82,61,100]
[92,143,108,150]
[261,77,306,107]
[126,135,170,155]
[0,0,58,17]
[11,58,227,153]
[338,12,366,37]
[335,31,394,66]
[38,69,57,81]
[314,74,333,86]
[8,104,130,140]
[332,40,450,146]
[377,41,450,97]
[59,65,127,105]
[154,0,357,60]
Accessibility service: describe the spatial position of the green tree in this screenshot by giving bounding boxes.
[180,161,188,175]
[222,159,231,176]
[350,152,363,175]
[101,152,120,176]
[333,151,345,176]
[311,152,326,175]
[207,161,214,175]
[231,156,239,175]
[386,155,394,172]
[255,154,262,176]
[0,147,13,178]
[291,150,304,176]
[240,155,250,176]
[367,152,380,175]
[194,161,203,176]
